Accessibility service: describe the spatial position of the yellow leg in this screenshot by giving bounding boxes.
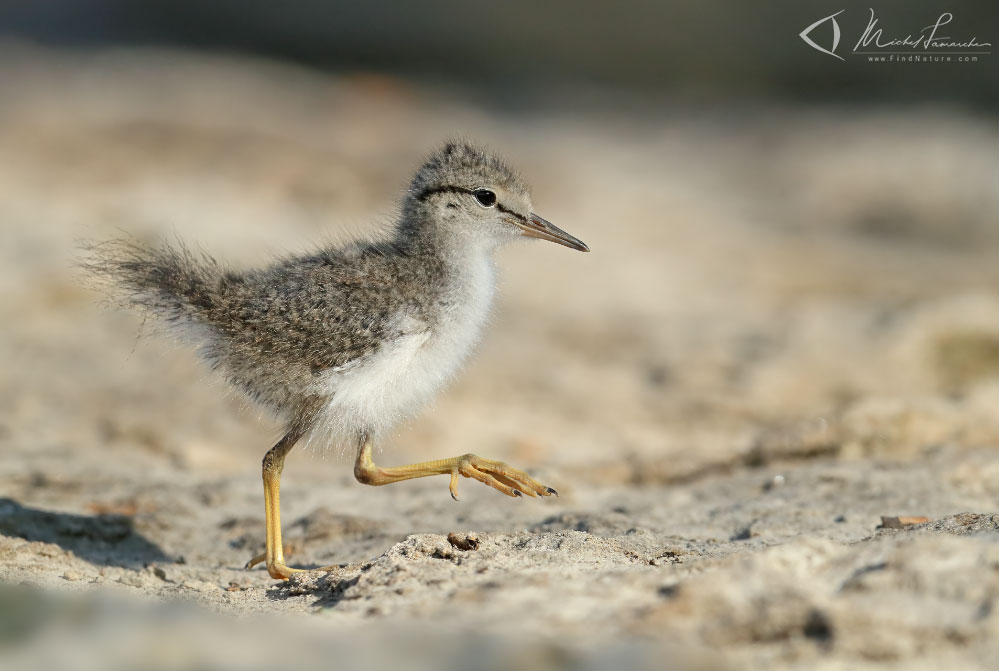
[244,430,307,580]
[354,434,557,501]
[246,431,557,580]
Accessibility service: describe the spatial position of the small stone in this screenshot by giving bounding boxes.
[118,573,146,588]
[62,570,82,581]
[447,532,480,551]
[763,474,786,491]
[880,516,930,529]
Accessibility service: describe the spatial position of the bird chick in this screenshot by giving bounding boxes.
[87,140,588,579]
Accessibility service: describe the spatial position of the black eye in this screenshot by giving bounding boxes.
[473,189,497,208]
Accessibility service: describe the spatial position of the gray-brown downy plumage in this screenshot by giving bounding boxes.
[86,140,589,579]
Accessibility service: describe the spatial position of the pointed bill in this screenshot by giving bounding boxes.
[515,213,589,252]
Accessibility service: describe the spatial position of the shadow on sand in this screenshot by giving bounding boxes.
[0,497,173,568]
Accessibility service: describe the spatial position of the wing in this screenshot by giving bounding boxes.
[217,252,415,375]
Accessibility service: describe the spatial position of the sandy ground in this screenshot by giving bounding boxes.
[1,45,999,669]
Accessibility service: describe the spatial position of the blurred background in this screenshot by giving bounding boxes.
[1,2,997,670]
[2,0,998,105]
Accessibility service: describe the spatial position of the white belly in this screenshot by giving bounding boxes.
[309,257,494,448]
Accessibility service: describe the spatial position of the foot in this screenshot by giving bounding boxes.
[450,454,558,501]
[245,546,307,580]
[267,560,305,580]
[246,554,336,580]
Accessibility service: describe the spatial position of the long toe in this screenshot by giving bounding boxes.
[463,455,556,498]
[493,472,539,497]
[245,552,267,570]
[459,460,523,497]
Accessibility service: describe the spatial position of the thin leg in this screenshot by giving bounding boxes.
[354,434,557,501]
[244,429,305,580]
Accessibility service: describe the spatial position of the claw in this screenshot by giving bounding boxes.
[440,454,558,502]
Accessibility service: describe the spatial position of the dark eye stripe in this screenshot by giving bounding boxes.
[415,185,528,223]
[415,185,476,201]
[495,203,527,223]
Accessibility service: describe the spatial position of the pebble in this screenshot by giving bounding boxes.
[118,573,147,588]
